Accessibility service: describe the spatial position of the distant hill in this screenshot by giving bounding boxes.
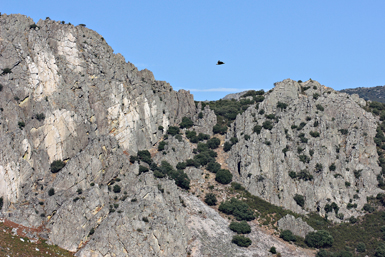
[340,85,385,103]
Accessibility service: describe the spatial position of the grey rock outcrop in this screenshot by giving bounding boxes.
[277,214,315,238]
[183,193,313,257]
[226,79,383,220]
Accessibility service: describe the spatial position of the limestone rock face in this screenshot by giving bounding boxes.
[277,214,315,238]
[226,79,383,220]
[0,13,197,210]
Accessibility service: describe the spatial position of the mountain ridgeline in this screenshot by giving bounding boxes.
[1,13,385,257]
[341,85,385,103]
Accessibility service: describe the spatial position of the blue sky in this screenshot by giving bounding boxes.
[3,1,385,101]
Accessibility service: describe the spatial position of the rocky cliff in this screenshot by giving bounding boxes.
[226,79,383,220]
[0,14,315,256]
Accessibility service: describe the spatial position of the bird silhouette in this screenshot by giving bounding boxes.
[216,60,225,65]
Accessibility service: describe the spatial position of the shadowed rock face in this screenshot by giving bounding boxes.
[226,79,383,221]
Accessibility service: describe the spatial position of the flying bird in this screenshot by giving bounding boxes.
[216,60,225,65]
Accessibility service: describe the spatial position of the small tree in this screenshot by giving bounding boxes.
[215,169,233,184]
[167,126,180,136]
[229,221,251,234]
[179,117,194,129]
[158,141,167,151]
[305,230,333,248]
[48,188,55,196]
[113,185,121,193]
[204,193,217,206]
[294,194,305,207]
[232,235,252,247]
[280,230,296,242]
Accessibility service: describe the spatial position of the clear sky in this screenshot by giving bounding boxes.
[2,1,385,101]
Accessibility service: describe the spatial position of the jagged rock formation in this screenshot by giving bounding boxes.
[226,79,383,221]
[277,214,315,238]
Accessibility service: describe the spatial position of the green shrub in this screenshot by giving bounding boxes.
[310,131,320,137]
[130,155,139,163]
[176,162,187,170]
[349,216,357,224]
[353,169,362,179]
[363,203,375,213]
[179,117,194,129]
[299,155,310,163]
[329,163,336,171]
[298,133,308,143]
[231,235,252,247]
[316,104,324,111]
[313,93,320,100]
[277,101,288,109]
[2,68,12,74]
[50,160,66,173]
[185,130,196,139]
[280,230,296,242]
[297,170,313,181]
[113,185,121,193]
[204,193,217,206]
[270,246,277,254]
[289,171,297,179]
[345,181,351,187]
[89,227,95,236]
[315,163,323,173]
[223,141,232,152]
[213,124,227,134]
[167,126,180,136]
[158,125,164,131]
[376,243,385,257]
[244,134,250,140]
[356,242,366,252]
[137,150,152,165]
[297,122,307,130]
[314,120,319,127]
[218,198,255,221]
[305,230,333,248]
[0,84,3,91]
[0,197,3,210]
[215,169,233,184]
[207,161,221,173]
[229,221,251,234]
[198,112,203,118]
[253,125,262,134]
[158,141,167,151]
[35,113,45,121]
[186,159,199,168]
[339,129,348,135]
[262,120,273,130]
[294,194,305,207]
[139,165,149,174]
[18,121,25,130]
[48,188,55,196]
[259,109,265,115]
[207,137,220,149]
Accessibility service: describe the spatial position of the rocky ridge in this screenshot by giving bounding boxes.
[226,79,382,220]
